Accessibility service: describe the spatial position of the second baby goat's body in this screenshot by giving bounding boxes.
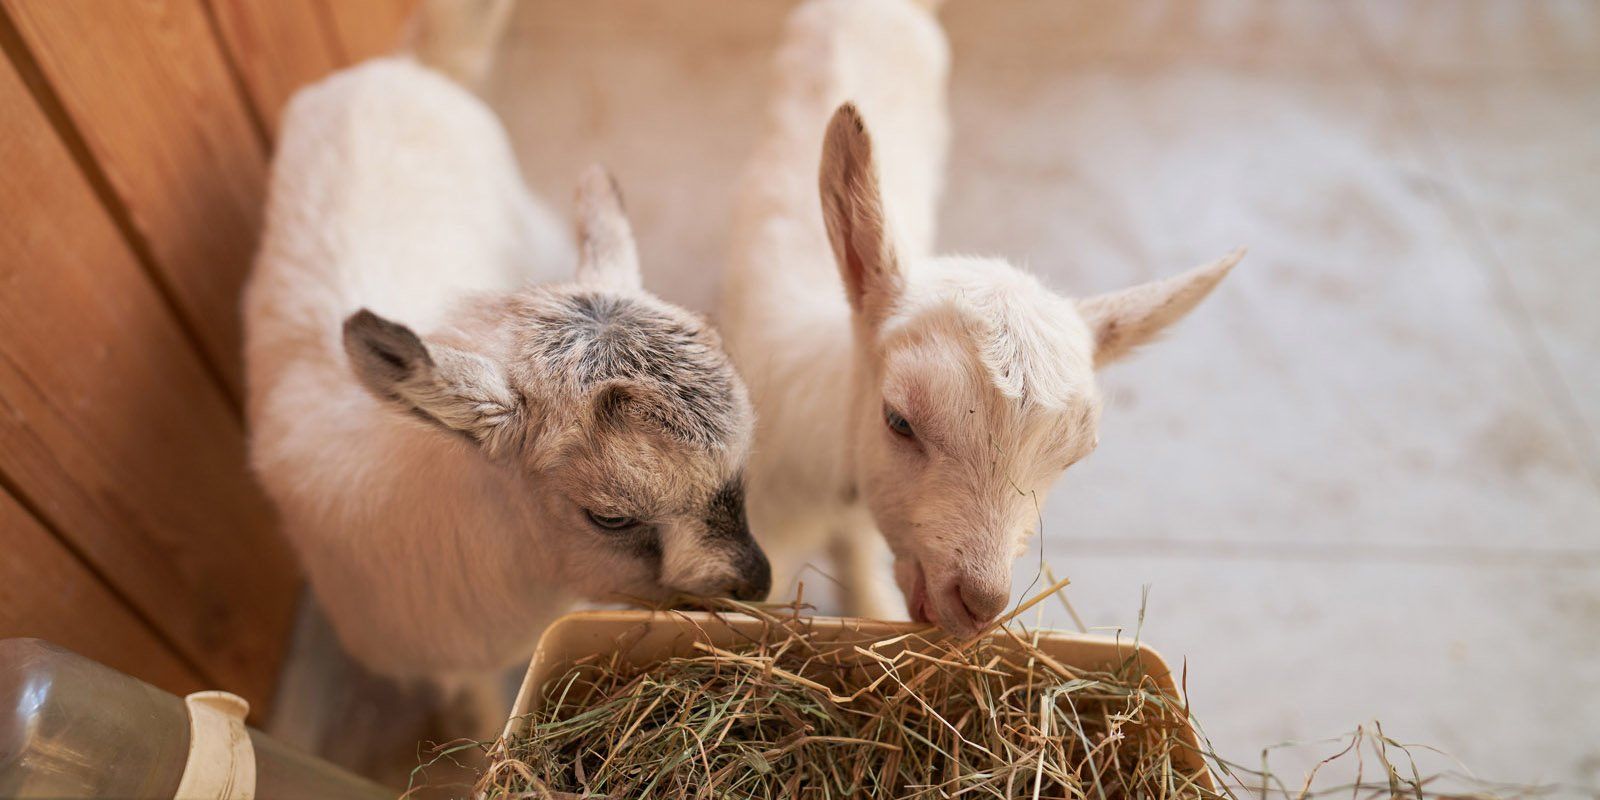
[723,0,1239,633]
[721,0,950,618]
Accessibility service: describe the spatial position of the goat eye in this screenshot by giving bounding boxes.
[584,510,639,531]
[884,405,914,438]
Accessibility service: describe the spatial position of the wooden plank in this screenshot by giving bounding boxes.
[324,0,416,63]
[0,56,297,709]
[0,487,206,698]
[206,0,342,136]
[2,0,271,399]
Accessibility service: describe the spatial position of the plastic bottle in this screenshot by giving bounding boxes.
[0,638,393,799]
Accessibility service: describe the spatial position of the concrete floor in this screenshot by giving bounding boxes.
[487,0,1600,792]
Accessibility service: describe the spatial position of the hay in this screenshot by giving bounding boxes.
[455,582,1555,800]
[471,578,1215,799]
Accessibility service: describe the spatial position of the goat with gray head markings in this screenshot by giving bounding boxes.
[244,58,768,688]
[721,0,1241,637]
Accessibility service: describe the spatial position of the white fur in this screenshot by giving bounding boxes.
[245,59,573,678]
[722,0,1240,636]
[245,59,769,682]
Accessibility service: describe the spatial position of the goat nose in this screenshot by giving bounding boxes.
[731,574,770,602]
[732,581,767,602]
[730,551,772,602]
[955,577,1009,631]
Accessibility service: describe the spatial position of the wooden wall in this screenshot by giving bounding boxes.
[0,0,415,715]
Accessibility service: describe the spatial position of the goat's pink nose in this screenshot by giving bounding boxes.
[954,577,1009,631]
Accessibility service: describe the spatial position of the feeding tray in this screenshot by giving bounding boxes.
[498,608,1218,796]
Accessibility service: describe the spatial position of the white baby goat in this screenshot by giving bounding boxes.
[245,58,769,684]
[722,0,1241,636]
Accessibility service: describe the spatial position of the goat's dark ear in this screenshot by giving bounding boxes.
[573,165,641,291]
[819,103,905,322]
[1077,249,1244,368]
[344,309,432,401]
[343,309,520,450]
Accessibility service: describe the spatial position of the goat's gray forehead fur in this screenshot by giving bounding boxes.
[518,290,740,448]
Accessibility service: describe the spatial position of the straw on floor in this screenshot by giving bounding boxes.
[452,581,1550,800]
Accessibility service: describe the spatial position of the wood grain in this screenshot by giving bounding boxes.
[0,487,206,697]
[0,56,297,709]
[206,0,341,136]
[324,0,416,63]
[2,0,271,399]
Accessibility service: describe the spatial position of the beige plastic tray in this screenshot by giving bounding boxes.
[505,610,1216,792]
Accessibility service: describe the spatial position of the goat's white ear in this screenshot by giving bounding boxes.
[573,165,641,291]
[819,103,904,321]
[343,309,519,450]
[1077,248,1244,368]
[411,0,515,88]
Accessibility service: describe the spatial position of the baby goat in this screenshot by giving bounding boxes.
[245,59,769,682]
[722,0,1240,636]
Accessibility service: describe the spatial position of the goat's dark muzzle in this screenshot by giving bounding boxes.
[729,545,772,601]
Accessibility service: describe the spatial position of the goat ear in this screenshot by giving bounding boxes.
[819,103,904,321]
[343,309,519,449]
[1077,249,1244,368]
[573,164,641,291]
